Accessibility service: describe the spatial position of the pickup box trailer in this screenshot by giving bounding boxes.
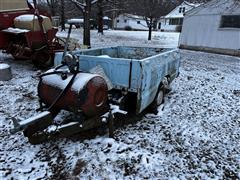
[54,46,180,114]
[11,46,180,144]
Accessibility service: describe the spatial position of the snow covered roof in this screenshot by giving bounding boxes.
[68,18,84,24]
[117,13,145,20]
[184,1,201,7]
[14,14,48,22]
[164,1,201,18]
[103,16,111,20]
[185,0,240,16]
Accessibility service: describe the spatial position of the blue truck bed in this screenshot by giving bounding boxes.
[54,46,180,113]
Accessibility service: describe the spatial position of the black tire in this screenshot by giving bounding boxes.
[31,51,53,69]
[149,85,165,114]
[163,77,171,94]
[153,86,164,107]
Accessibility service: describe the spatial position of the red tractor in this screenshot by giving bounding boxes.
[0,0,64,68]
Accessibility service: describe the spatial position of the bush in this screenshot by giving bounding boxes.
[124,26,132,31]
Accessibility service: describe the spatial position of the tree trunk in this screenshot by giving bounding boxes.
[148,18,152,40]
[148,25,152,40]
[50,0,55,16]
[46,0,55,16]
[97,0,103,34]
[60,0,65,31]
[50,7,55,16]
[83,0,91,47]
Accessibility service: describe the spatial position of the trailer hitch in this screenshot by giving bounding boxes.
[11,52,80,136]
[10,104,127,144]
[10,111,53,135]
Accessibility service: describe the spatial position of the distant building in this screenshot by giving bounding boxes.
[67,18,84,28]
[103,16,111,29]
[158,1,200,32]
[113,13,148,31]
[179,0,240,56]
[52,16,60,27]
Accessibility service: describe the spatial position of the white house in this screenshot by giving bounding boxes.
[114,13,148,31]
[158,1,200,32]
[179,0,240,56]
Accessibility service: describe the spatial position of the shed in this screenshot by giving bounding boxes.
[113,13,148,31]
[179,0,240,56]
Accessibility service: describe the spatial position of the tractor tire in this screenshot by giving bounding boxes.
[31,50,53,69]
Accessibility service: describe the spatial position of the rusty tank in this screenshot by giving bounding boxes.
[38,72,109,118]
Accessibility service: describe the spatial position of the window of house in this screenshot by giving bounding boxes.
[169,19,176,25]
[182,7,186,13]
[179,7,182,13]
[116,19,119,23]
[169,18,181,25]
[137,21,140,24]
[220,15,240,28]
[124,19,127,23]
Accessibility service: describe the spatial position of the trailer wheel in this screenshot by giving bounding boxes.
[155,88,164,106]
[149,85,165,114]
[163,77,171,94]
[31,51,53,69]
[154,86,164,107]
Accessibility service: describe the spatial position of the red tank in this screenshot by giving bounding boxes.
[38,72,109,118]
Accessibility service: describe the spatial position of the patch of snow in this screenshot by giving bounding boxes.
[98,55,111,58]
[57,29,180,49]
[42,71,100,93]
[68,19,84,24]
[89,65,113,90]
[14,14,48,22]
[0,63,10,70]
[3,28,30,33]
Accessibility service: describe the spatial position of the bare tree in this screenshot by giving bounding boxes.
[96,0,119,33]
[70,0,100,47]
[127,0,175,40]
[97,0,104,34]
[46,0,58,16]
[60,0,66,31]
[37,0,59,16]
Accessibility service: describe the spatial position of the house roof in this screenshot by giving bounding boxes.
[164,1,201,18]
[117,13,145,20]
[185,0,240,17]
[184,1,201,7]
[103,16,111,20]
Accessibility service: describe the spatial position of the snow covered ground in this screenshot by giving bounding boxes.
[57,29,180,48]
[0,30,240,179]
